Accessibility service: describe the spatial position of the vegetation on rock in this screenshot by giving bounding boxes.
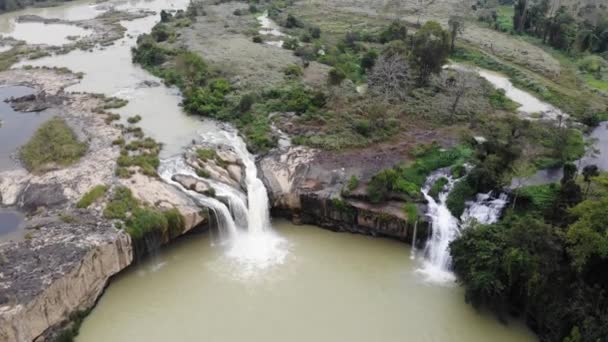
[20,117,87,173]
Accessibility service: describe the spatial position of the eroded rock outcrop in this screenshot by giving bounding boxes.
[0,214,132,342]
[259,146,428,243]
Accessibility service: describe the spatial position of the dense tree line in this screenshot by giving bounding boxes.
[451,156,608,341]
[512,0,608,54]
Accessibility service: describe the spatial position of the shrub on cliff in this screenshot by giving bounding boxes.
[20,117,88,173]
[77,185,108,209]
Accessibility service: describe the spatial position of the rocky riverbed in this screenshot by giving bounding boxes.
[0,68,207,341]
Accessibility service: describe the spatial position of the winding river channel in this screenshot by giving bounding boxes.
[0,0,546,340]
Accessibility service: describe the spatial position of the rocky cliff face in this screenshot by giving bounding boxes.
[0,214,132,342]
[259,147,428,244]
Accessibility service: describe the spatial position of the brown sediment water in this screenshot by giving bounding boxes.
[76,220,535,342]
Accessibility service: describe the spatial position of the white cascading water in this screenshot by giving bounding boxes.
[416,171,508,284]
[461,192,509,225]
[417,172,461,283]
[159,126,287,277]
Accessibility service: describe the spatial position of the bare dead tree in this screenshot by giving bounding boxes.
[368,54,410,102]
[433,70,480,122]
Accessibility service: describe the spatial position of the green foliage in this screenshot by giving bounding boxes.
[379,20,408,43]
[410,21,451,84]
[566,196,608,270]
[132,35,174,67]
[183,79,231,117]
[103,186,139,220]
[451,214,564,323]
[126,207,168,239]
[282,37,299,50]
[76,185,108,209]
[488,89,520,111]
[20,117,87,173]
[513,184,558,213]
[347,175,359,191]
[102,185,185,239]
[283,64,303,78]
[402,203,418,222]
[127,115,142,124]
[328,68,346,85]
[495,5,514,32]
[428,177,449,201]
[163,208,186,239]
[196,148,217,161]
[151,23,175,42]
[367,145,472,203]
[446,177,477,217]
[360,50,378,70]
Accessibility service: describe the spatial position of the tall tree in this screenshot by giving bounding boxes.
[448,16,465,52]
[410,21,451,85]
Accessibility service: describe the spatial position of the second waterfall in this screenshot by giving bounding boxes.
[416,170,508,284]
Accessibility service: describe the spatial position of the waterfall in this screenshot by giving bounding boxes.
[461,192,509,225]
[159,125,287,275]
[416,171,508,284]
[417,171,461,283]
[158,157,239,239]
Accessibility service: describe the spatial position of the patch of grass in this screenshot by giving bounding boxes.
[102,186,186,239]
[103,186,139,220]
[513,183,559,213]
[76,185,108,209]
[488,89,520,111]
[20,117,87,173]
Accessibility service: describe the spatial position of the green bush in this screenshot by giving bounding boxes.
[127,208,168,239]
[127,115,142,124]
[282,37,299,50]
[77,185,108,209]
[446,177,477,217]
[309,26,321,39]
[428,177,449,201]
[283,64,303,78]
[183,79,231,117]
[347,175,359,191]
[103,186,139,220]
[20,117,88,173]
[328,68,346,85]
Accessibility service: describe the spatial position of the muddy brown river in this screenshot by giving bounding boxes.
[76,221,534,342]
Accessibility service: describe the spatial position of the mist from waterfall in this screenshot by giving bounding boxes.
[416,171,508,285]
[159,126,287,277]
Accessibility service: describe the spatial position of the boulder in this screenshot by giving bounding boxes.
[18,183,67,214]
